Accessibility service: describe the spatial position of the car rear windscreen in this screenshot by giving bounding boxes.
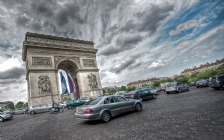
[85,98,102,105]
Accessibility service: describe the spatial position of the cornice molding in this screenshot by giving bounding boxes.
[25,32,94,45]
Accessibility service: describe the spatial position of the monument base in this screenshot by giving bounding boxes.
[83,89,103,98]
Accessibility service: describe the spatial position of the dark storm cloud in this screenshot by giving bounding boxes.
[117,35,143,47]
[120,20,136,32]
[136,4,174,34]
[31,2,54,17]
[0,67,25,80]
[98,46,121,56]
[31,22,42,31]
[0,0,25,8]
[109,53,143,74]
[99,34,143,56]
[15,15,30,27]
[54,3,84,26]
[110,58,136,74]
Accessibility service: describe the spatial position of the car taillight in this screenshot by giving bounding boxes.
[84,108,93,114]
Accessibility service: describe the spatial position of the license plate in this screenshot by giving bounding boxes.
[76,109,84,113]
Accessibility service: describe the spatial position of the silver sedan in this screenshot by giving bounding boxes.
[75,95,142,122]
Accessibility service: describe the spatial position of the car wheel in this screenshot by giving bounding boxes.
[139,97,143,102]
[178,89,181,93]
[0,117,4,122]
[153,94,156,99]
[68,106,71,109]
[101,111,111,122]
[30,111,35,115]
[186,88,189,91]
[166,92,170,94]
[135,103,142,112]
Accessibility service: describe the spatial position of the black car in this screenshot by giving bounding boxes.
[196,79,209,88]
[209,75,224,89]
[124,89,156,102]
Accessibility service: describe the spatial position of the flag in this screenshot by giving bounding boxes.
[67,73,77,94]
[60,72,68,94]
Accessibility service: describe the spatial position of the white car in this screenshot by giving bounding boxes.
[59,102,67,108]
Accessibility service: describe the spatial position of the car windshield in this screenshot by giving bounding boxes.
[85,98,102,105]
[126,90,137,95]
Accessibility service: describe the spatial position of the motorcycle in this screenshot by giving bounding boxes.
[49,103,64,114]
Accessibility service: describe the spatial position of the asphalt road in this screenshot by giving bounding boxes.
[0,87,224,140]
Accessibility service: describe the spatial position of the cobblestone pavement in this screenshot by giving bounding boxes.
[0,87,224,140]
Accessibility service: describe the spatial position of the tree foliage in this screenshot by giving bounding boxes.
[5,101,15,110]
[15,101,25,109]
[153,64,224,85]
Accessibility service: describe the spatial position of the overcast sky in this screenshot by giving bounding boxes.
[0,0,224,103]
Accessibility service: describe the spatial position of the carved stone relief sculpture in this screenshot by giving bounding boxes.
[38,75,51,94]
[87,73,98,89]
[32,57,52,65]
[83,59,95,67]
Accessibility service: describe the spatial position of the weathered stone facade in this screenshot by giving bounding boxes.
[22,32,103,106]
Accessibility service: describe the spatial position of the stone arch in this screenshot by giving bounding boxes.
[57,60,80,99]
[22,32,103,106]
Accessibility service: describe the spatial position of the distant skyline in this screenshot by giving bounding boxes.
[0,0,224,103]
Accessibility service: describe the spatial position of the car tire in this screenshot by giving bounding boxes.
[101,111,111,122]
[0,117,4,122]
[30,111,35,115]
[135,103,142,112]
[177,89,181,93]
[166,92,170,94]
[68,106,71,109]
[153,94,156,99]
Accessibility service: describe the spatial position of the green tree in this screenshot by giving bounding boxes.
[15,101,25,109]
[153,81,161,87]
[120,86,127,91]
[5,102,15,110]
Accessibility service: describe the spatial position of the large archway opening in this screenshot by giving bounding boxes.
[57,60,79,100]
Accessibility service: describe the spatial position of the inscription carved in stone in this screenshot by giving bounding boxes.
[38,75,51,94]
[87,73,98,89]
[32,57,52,65]
[83,59,95,67]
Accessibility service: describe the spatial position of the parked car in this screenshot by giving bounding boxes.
[23,108,29,114]
[145,86,161,95]
[165,82,189,94]
[14,109,24,115]
[189,82,196,87]
[75,95,142,122]
[196,79,209,88]
[28,104,51,115]
[79,97,90,102]
[66,100,87,109]
[209,75,224,89]
[0,111,13,122]
[59,102,67,108]
[124,89,156,102]
[115,91,128,96]
[4,109,15,115]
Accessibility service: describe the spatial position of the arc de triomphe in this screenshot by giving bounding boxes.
[22,32,103,106]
